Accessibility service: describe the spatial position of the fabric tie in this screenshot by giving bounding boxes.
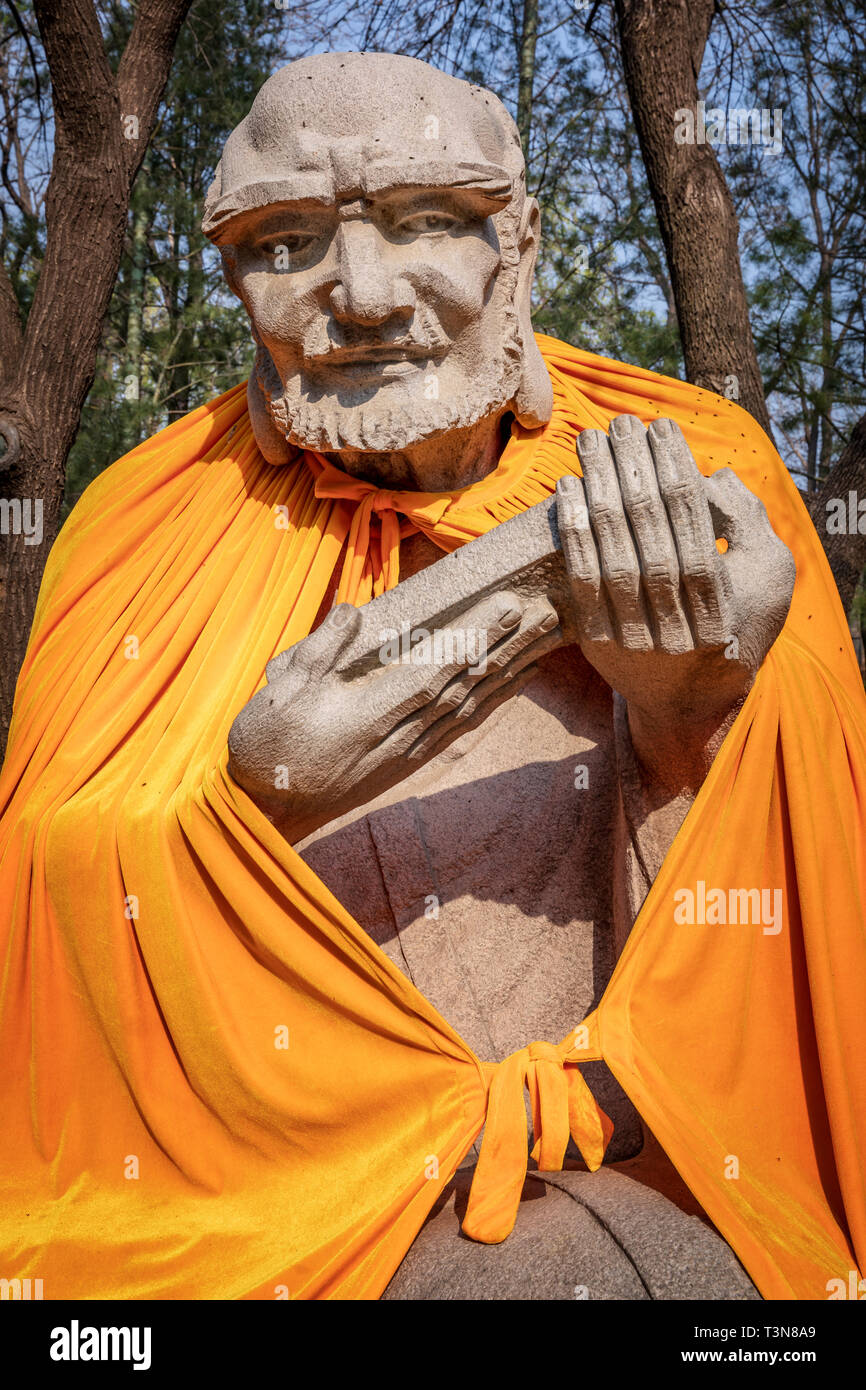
[312,457,453,605]
[307,424,585,608]
[462,1015,614,1244]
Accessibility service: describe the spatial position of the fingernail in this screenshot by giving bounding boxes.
[558,473,579,492]
[652,417,672,437]
[577,430,599,455]
[539,612,559,631]
[609,415,634,438]
[501,606,522,626]
[330,605,353,629]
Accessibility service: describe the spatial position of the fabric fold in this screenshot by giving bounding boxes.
[0,335,863,1300]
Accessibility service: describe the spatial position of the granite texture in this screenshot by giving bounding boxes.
[382,1167,761,1300]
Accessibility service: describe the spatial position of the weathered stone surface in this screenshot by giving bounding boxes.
[382,1167,761,1300]
[215,50,795,852]
[203,50,553,468]
[229,449,795,841]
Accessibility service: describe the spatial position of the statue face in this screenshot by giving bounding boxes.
[226,176,517,454]
[206,54,552,460]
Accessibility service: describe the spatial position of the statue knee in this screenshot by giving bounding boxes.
[382,1167,760,1301]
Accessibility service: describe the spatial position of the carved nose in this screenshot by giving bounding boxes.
[329,224,415,326]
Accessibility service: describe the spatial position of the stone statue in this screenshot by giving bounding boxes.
[203,51,795,1298]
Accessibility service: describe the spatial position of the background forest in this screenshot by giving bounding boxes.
[1,0,865,744]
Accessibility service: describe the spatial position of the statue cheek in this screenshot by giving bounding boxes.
[405,241,502,320]
[243,276,319,343]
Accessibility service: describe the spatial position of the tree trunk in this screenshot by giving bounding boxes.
[0,0,191,759]
[516,0,539,162]
[806,412,866,617]
[818,259,835,484]
[614,0,773,438]
[614,0,865,615]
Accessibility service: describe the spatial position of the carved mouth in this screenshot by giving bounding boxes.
[306,344,439,381]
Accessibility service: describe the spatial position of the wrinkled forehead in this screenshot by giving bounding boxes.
[203,54,523,241]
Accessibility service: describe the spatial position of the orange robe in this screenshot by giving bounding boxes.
[0,336,863,1299]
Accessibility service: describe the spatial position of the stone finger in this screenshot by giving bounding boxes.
[427,606,560,715]
[556,472,615,646]
[406,652,544,761]
[606,414,693,654]
[578,425,652,650]
[377,590,525,723]
[648,418,730,647]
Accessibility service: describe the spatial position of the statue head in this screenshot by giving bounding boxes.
[203,51,552,480]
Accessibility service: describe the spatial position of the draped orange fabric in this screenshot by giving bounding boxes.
[0,334,863,1300]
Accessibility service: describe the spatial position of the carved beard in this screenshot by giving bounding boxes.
[255,260,524,455]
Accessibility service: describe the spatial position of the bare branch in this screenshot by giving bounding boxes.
[33,0,116,151]
[117,0,193,177]
[3,0,43,110]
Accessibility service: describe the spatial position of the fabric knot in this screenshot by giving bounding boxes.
[311,458,449,606]
[462,1015,613,1245]
[370,490,399,515]
[301,418,583,608]
[312,477,406,608]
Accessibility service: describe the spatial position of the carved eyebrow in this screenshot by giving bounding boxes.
[365,162,512,211]
[375,184,495,207]
[203,162,513,241]
[247,205,331,233]
[235,191,486,246]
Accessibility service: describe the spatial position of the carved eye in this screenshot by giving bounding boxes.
[398,212,459,235]
[257,232,315,258]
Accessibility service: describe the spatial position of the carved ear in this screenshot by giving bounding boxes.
[247,337,295,466]
[219,245,244,303]
[511,197,553,429]
[218,251,295,465]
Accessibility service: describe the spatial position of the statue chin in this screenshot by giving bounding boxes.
[268,383,516,457]
[248,329,553,467]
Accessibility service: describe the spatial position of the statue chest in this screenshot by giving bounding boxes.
[299,644,621,1060]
